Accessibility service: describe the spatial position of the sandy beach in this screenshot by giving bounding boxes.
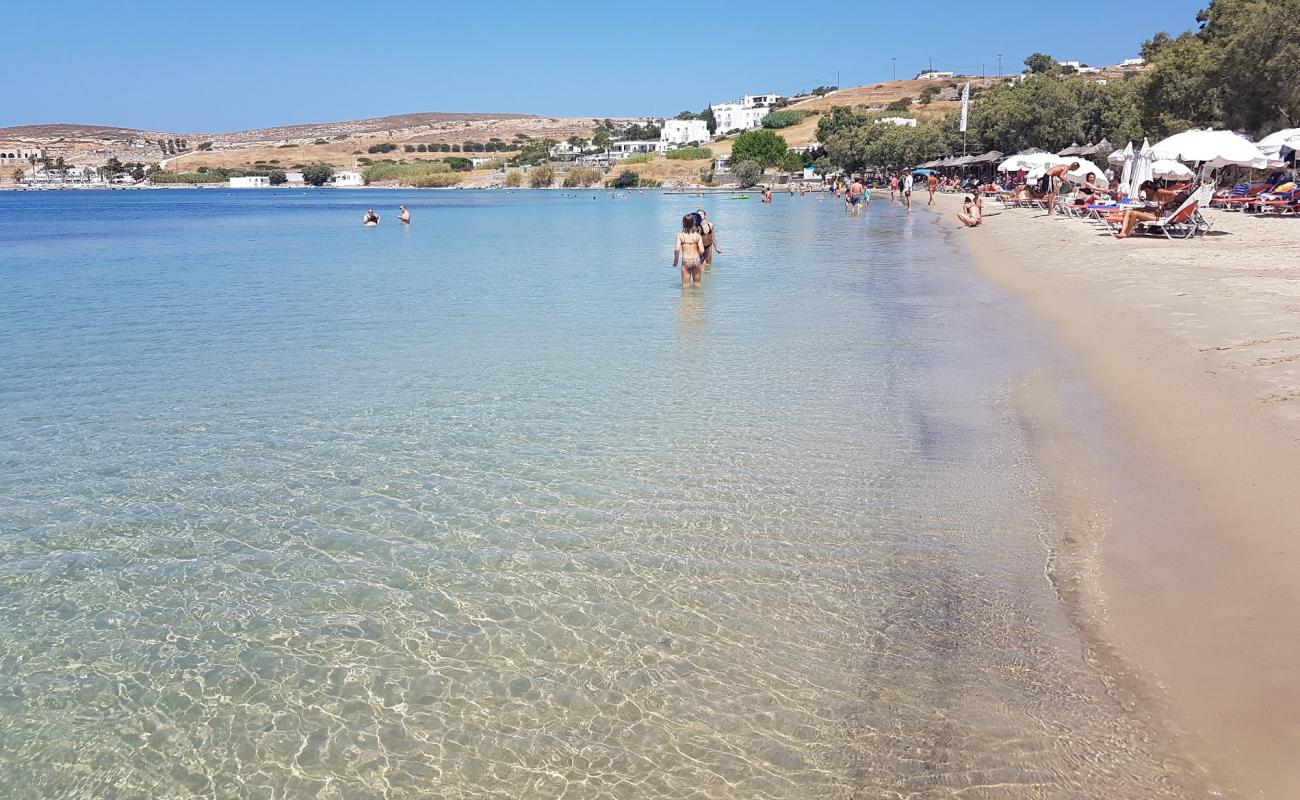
[919,190,1300,797]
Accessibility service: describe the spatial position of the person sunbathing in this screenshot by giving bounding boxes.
[957,196,982,227]
[1114,181,1186,238]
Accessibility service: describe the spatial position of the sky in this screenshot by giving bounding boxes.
[1,0,1209,133]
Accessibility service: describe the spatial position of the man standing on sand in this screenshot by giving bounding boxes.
[695,209,721,267]
[1043,161,1079,217]
[901,171,914,213]
[926,171,939,205]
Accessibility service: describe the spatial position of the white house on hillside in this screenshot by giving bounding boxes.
[875,117,918,127]
[916,70,955,80]
[742,94,781,108]
[332,171,364,186]
[661,119,709,146]
[711,103,767,134]
[610,140,666,159]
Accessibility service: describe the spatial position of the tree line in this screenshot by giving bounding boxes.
[819,0,1298,171]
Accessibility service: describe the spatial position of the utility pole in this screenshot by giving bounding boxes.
[997,54,1003,77]
[836,70,840,90]
[891,57,896,81]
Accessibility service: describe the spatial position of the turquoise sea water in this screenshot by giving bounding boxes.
[1,189,1189,799]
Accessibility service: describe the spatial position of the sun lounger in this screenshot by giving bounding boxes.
[1138,189,1207,239]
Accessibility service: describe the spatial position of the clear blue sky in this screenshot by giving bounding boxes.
[1,0,1208,133]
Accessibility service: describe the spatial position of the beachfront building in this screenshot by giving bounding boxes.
[283,171,305,185]
[916,70,955,80]
[332,171,364,187]
[230,176,270,188]
[661,119,710,147]
[0,145,45,166]
[610,140,667,160]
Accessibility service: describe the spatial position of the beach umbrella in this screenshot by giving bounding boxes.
[1151,128,1273,169]
[997,150,1055,172]
[1082,138,1112,157]
[1109,141,1133,165]
[1128,138,1154,198]
[1257,128,1300,159]
[1117,141,1135,187]
[1151,159,1195,180]
[912,168,937,174]
[1025,156,1110,189]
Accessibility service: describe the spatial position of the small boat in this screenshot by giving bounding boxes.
[730,195,751,200]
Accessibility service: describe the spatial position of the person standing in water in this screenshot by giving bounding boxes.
[363,209,380,225]
[398,205,411,224]
[696,209,721,268]
[846,176,866,211]
[900,172,914,214]
[673,213,705,289]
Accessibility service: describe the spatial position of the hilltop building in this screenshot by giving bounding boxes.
[916,70,955,80]
[0,145,46,166]
[710,93,783,135]
[661,119,709,146]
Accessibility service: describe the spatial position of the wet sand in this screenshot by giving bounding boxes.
[918,191,1300,798]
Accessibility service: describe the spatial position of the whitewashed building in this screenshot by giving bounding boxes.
[229,175,270,188]
[875,117,918,127]
[610,140,666,160]
[0,145,45,166]
[711,103,768,134]
[916,70,955,80]
[742,94,781,109]
[332,171,364,186]
[284,171,305,184]
[661,119,710,146]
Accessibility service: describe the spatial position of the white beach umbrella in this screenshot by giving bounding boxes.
[997,150,1056,172]
[1151,159,1195,180]
[1151,128,1272,169]
[1108,142,1133,165]
[1025,156,1110,189]
[1128,138,1154,198]
[1118,141,1135,188]
[1257,128,1300,159]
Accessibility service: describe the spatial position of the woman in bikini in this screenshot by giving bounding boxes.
[673,214,704,289]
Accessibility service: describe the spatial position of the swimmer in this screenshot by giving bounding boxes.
[398,205,410,224]
[363,209,380,226]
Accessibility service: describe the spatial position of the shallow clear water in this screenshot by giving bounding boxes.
[1,189,1189,798]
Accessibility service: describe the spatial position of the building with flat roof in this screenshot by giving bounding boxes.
[230,176,270,188]
[661,119,709,146]
[0,145,45,165]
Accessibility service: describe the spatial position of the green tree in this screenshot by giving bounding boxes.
[885,97,913,112]
[674,110,697,120]
[403,144,415,152]
[699,107,717,135]
[592,128,613,151]
[731,161,762,188]
[918,85,940,105]
[730,129,790,168]
[567,135,587,150]
[777,150,804,172]
[1198,0,1300,131]
[11,168,23,183]
[504,170,523,187]
[301,163,334,186]
[1024,52,1061,74]
[611,169,639,188]
[269,170,288,185]
[106,156,124,175]
[1136,31,1218,136]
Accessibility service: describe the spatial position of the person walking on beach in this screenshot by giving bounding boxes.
[673,213,705,288]
[926,172,939,205]
[695,209,721,267]
[398,205,410,224]
[900,172,913,213]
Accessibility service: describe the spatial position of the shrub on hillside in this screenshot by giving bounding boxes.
[362,162,451,184]
[622,152,656,164]
[666,146,712,160]
[269,170,287,185]
[505,170,523,187]
[528,165,556,188]
[367,142,397,154]
[407,172,463,188]
[442,156,473,171]
[761,110,810,129]
[562,166,603,187]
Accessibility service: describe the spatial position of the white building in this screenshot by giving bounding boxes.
[916,70,955,80]
[230,175,270,188]
[661,119,710,146]
[711,103,768,134]
[742,94,781,109]
[1119,57,1145,69]
[332,171,364,187]
[875,117,918,127]
[549,141,586,159]
[610,140,666,160]
[284,171,305,184]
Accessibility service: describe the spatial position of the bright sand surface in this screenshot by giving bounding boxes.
[919,190,1300,798]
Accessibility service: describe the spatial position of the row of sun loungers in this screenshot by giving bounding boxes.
[992,185,1219,239]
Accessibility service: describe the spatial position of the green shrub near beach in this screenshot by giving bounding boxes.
[362,161,453,185]
[666,146,712,160]
[504,170,523,187]
[528,165,556,188]
[761,110,810,129]
[562,166,603,187]
[622,152,657,164]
